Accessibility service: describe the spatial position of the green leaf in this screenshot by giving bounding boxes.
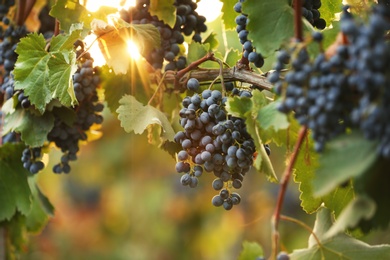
[225,48,241,67]
[48,51,78,106]
[187,41,209,64]
[149,0,176,28]
[238,241,264,260]
[243,0,294,57]
[25,178,54,233]
[50,0,117,35]
[4,109,54,147]
[325,196,376,238]
[203,32,219,51]
[14,33,51,113]
[257,101,289,131]
[49,27,82,51]
[0,143,32,221]
[92,19,160,74]
[313,131,379,197]
[319,0,343,26]
[291,208,390,260]
[221,0,238,30]
[1,213,28,257]
[117,95,175,142]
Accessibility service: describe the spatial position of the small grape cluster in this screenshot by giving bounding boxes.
[120,0,207,71]
[47,41,104,173]
[233,0,264,68]
[301,0,326,29]
[0,1,14,21]
[21,147,45,174]
[174,78,263,210]
[270,4,390,155]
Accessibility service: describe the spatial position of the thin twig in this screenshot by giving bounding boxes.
[175,52,215,80]
[23,0,36,23]
[271,126,308,259]
[148,72,168,105]
[280,215,322,247]
[16,0,27,26]
[54,19,60,36]
[294,0,303,41]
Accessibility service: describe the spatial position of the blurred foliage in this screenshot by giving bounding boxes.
[19,111,310,260]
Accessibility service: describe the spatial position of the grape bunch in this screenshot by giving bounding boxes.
[301,0,326,29]
[120,0,207,71]
[270,4,390,155]
[174,78,264,210]
[21,147,45,174]
[0,1,14,21]
[233,0,264,68]
[47,41,104,173]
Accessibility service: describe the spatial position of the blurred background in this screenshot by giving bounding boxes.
[20,111,313,260]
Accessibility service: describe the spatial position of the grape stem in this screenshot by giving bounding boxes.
[23,0,36,24]
[175,52,215,81]
[16,0,27,26]
[294,0,303,41]
[271,126,307,259]
[280,215,322,247]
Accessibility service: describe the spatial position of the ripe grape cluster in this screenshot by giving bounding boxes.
[174,78,263,210]
[301,0,326,29]
[120,0,207,71]
[233,0,264,68]
[270,4,390,156]
[47,41,104,174]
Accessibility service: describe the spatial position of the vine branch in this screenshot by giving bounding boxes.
[158,66,273,91]
[271,126,308,259]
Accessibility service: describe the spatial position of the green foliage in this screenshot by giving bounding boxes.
[117,95,175,143]
[290,208,390,260]
[14,33,78,113]
[149,0,176,28]
[243,0,294,58]
[221,0,237,30]
[313,131,379,197]
[4,109,54,147]
[187,41,209,64]
[238,241,263,260]
[318,0,343,26]
[0,144,32,221]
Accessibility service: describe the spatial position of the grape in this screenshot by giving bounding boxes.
[298,0,326,29]
[212,178,224,190]
[212,195,224,207]
[187,78,200,92]
[277,252,290,260]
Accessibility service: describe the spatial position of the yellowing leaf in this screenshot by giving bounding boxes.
[117,95,175,142]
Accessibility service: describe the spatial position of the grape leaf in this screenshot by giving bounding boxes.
[1,213,28,258]
[225,48,241,67]
[50,0,117,35]
[238,241,263,260]
[325,196,376,238]
[13,33,51,113]
[187,41,210,64]
[257,101,289,131]
[290,208,390,260]
[203,32,219,51]
[49,26,82,51]
[221,0,238,30]
[293,132,354,215]
[4,109,54,148]
[14,33,78,112]
[243,0,294,58]
[319,0,343,26]
[25,178,54,233]
[313,131,379,197]
[0,143,32,221]
[117,95,175,142]
[92,19,160,74]
[149,0,176,28]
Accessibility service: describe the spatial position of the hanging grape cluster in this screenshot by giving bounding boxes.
[270,4,390,156]
[120,0,207,71]
[233,0,264,68]
[47,40,104,174]
[174,78,270,210]
[301,0,326,29]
